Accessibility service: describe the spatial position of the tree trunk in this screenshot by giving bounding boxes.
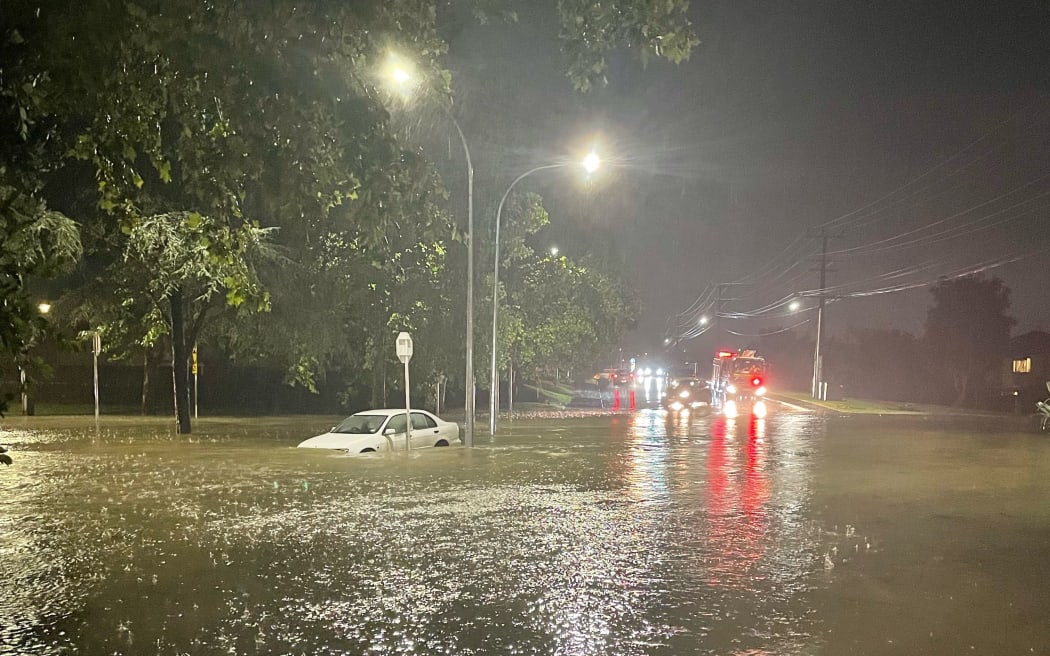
[141,350,151,415]
[170,287,192,434]
[370,336,380,408]
[508,360,514,414]
[381,349,388,406]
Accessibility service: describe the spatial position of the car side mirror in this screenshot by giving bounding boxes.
[383,428,395,435]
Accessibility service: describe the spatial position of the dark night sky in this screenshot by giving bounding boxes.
[441,0,1050,359]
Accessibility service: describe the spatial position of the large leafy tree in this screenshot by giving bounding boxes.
[216,151,456,410]
[923,275,1015,407]
[0,187,81,416]
[482,191,638,390]
[2,0,448,430]
[2,0,695,424]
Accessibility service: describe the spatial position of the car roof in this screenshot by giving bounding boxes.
[351,408,433,417]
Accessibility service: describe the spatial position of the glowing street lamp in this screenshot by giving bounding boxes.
[384,54,477,447]
[788,300,801,312]
[583,152,600,174]
[699,316,709,325]
[392,67,411,85]
[489,152,601,435]
[549,245,559,256]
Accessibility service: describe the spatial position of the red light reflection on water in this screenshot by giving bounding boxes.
[705,414,770,587]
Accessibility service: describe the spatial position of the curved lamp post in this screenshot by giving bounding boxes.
[489,153,600,435]
[388,57,476,447]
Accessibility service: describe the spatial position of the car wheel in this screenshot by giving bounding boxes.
[434,439,449,447]
[360,447,376,453]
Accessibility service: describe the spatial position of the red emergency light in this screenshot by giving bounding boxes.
[751,376,763,387]
[716,350,736,359]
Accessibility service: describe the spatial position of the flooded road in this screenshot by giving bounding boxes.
[1,409,1048,654]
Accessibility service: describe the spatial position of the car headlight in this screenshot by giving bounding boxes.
[756,386,766,396]
[679,390,690,398]
[670,401,683,411]
[726,384,737,394]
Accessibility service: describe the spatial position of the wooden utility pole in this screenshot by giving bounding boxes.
[810,229,843,399]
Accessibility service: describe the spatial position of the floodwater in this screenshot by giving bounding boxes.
[1,409,1048,654]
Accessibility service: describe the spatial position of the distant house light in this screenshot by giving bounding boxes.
[1012,357,1032,374]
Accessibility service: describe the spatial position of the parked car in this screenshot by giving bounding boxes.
[297,409,460,454]
[663,376,709,411]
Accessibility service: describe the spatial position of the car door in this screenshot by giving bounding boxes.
[410,412,440,447]
[383,413,410,450]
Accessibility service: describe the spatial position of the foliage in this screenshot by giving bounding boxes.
[825,329,935,403]
[481,191,638,387]
[123,213,272,314]
[923,275,1015,407]
[557,0,700,91]
[0,186,81,416]
[1,0,670,417]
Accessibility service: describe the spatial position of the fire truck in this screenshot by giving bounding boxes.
[710,349,769,417]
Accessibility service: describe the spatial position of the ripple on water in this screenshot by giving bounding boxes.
[0,413,837,655]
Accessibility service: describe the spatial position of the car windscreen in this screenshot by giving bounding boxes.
[731,358,766,374]
[332,414,386,434]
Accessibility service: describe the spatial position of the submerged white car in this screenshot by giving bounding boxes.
[297,409,461,454]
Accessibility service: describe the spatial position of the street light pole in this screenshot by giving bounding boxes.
[448,116,476,447]
[383,57,476,445]
[489,164,563,435]
[812,231,830,399]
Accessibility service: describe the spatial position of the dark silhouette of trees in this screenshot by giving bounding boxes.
[2,0,695,425]
[825,329,935,403]
[923,275,1015,407]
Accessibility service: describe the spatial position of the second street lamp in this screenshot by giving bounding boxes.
[488,153,600,435]
[386,55,476,447]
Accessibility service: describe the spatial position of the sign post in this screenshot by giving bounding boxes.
[395,332,414,451]
[92,331,102,424]
[192,343,199,419]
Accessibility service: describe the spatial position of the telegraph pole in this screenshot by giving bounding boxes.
[810,229,843,399]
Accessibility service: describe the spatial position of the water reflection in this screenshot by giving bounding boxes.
[0,413,829,654]
[705,415,770,588]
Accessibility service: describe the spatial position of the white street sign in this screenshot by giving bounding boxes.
[396,331,413,363]
[396,332,413,449]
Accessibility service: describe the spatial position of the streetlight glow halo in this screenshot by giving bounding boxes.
[583,151,601,174]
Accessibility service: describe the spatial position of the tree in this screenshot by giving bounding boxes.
[556,0,700,91]
[3,0,443,429]
[825,328,934,403]
[924,275,1015,407]
[122,213,272,430]
[2,0,696,422]
[0,186,81,417]
[481,191,638,390]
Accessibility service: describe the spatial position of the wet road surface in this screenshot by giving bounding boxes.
[1,408,1048,654]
